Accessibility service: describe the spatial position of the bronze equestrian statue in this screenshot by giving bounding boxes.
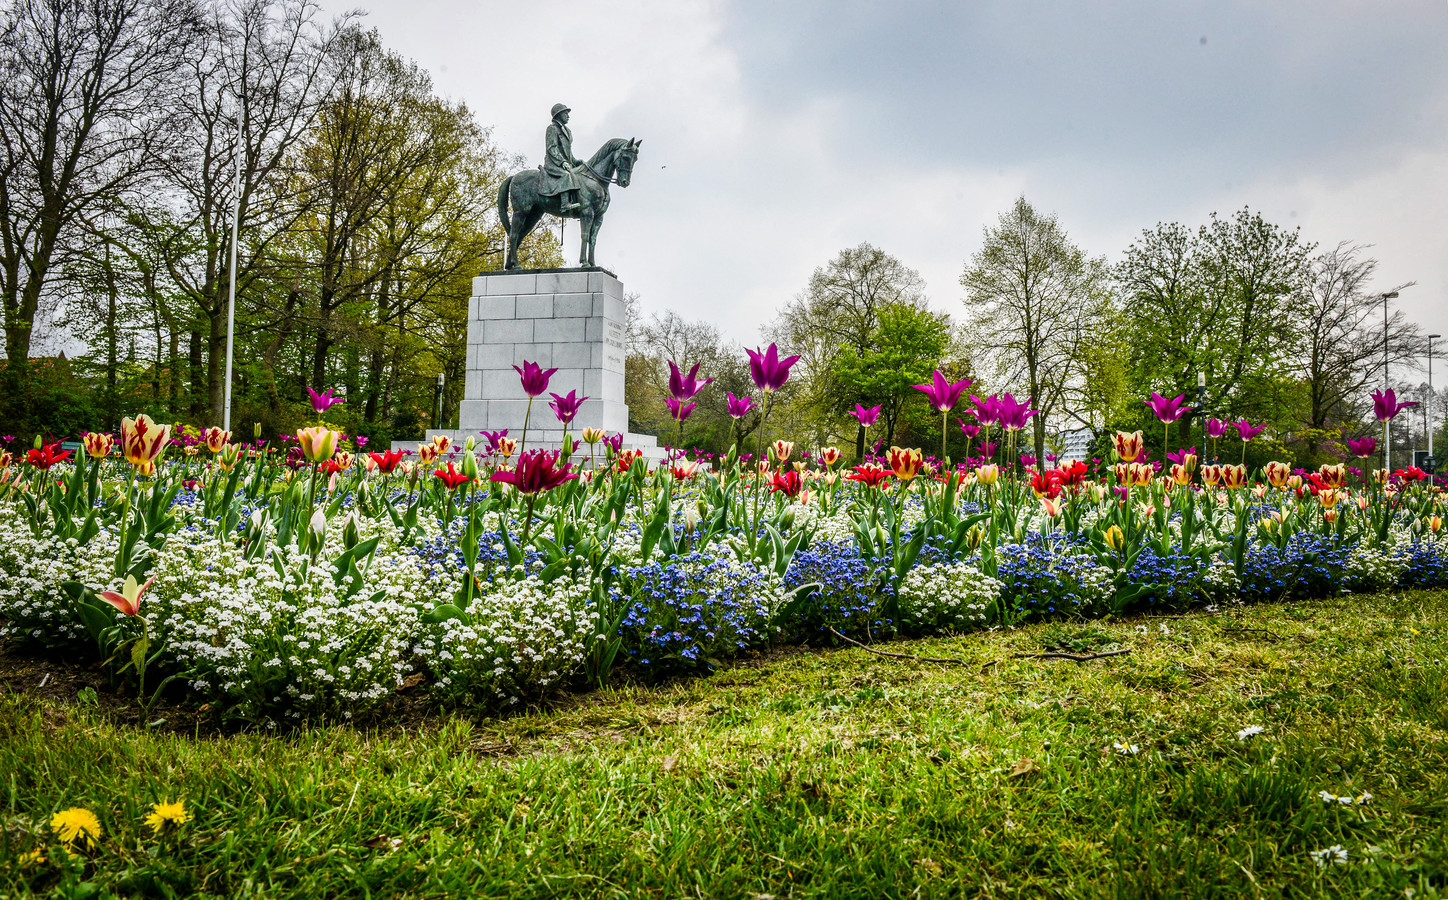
[498,103,640,269]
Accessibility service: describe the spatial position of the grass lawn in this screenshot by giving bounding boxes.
[4,589,1448,898]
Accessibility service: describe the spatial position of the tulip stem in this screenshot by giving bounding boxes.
[520,396,534,458]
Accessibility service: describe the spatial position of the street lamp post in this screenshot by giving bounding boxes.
[1431,333,1442,473]
[435,372,445,430]
[1382,291,1400,471]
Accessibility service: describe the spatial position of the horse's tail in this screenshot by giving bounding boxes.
[496,174,513,233]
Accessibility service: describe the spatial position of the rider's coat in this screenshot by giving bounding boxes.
[540,121,583,197]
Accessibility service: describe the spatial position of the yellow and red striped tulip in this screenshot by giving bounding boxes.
[888,446,923,481]
[82,432,114,459]
[121,415,170,474]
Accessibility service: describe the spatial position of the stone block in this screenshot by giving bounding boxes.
[551,341,592,368]
[474,344,515,370]
[584,368,625,401]
[599,295,626,323]
[515,293,553,318]
[552,293,594,318]
[589,271,622,298]
[511,343,552,367]
[538,271,592,294]
[478,296,516,320]
[534,317,586,343]
[485,272,535,295]
[547,367,587,394]
[483,319,532,343]
[584,317,604,342]
[480,368,523,399]
[466,320,482,346]
[458,399,488,430]
[594,343,627,373]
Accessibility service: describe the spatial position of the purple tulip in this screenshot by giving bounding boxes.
[746,343,800,393]
[967,395,1000,427]
[548,390,588,425]
[996,393,1038,432]
[1345,436,1378,458]
[851,403,882,427]
[727,392,756,419]
[913,370,972,413]
[1019,454,1036,467]
[603,433,623,454]
[1372,388,1418,422]
[1144,392,1191,424]
[1204,418,1229,439]
[957,420,981,438]
[353,436,369,448]
[307,387,344,415]
[1166,447,1198,465]
[668,361,712,401]
[666,397,696,423]
[514,360,558,398]
[978,441,998,457]
[1234,420,1266,441]
[479,429,509,453]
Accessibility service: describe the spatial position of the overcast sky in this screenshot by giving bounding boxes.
[353,0,1448,358]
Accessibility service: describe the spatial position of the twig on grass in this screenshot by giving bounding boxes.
[827,627,1132,669]
[828,627,971,667]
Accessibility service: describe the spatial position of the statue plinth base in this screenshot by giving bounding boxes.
[407,268,662,460]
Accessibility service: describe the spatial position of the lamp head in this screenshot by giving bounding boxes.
[1383,292,1400,299]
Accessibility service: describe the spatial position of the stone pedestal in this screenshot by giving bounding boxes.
[420,267,660,458]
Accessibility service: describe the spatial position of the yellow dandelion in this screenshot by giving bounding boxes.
[17,848,47,867]
[49,807,101,846]
[143,799,191,834]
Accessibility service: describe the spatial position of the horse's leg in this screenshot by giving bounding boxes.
[578,209,595,266]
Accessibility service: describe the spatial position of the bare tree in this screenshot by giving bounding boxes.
[960,196,1105,464]
[0,0,202,373]
[139,0,354,421]
[1298,242,1418,451]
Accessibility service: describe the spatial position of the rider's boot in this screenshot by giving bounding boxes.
[559,189,581,213]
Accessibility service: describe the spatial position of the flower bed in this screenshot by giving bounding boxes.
[1,414,1445,725]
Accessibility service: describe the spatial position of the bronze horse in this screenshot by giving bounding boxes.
[497,137,640,269]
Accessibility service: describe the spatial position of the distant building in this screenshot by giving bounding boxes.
[1054,427,1095,465]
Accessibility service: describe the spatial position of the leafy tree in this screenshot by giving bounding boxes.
[830,301,950,450]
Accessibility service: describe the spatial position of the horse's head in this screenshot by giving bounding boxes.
[615,138,640,187]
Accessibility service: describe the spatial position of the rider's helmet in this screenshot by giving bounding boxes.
[551,103,571,120]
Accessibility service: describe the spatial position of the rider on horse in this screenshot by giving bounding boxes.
[541,103,585,213]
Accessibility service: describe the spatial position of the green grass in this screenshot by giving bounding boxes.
[5,590,1448,898]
